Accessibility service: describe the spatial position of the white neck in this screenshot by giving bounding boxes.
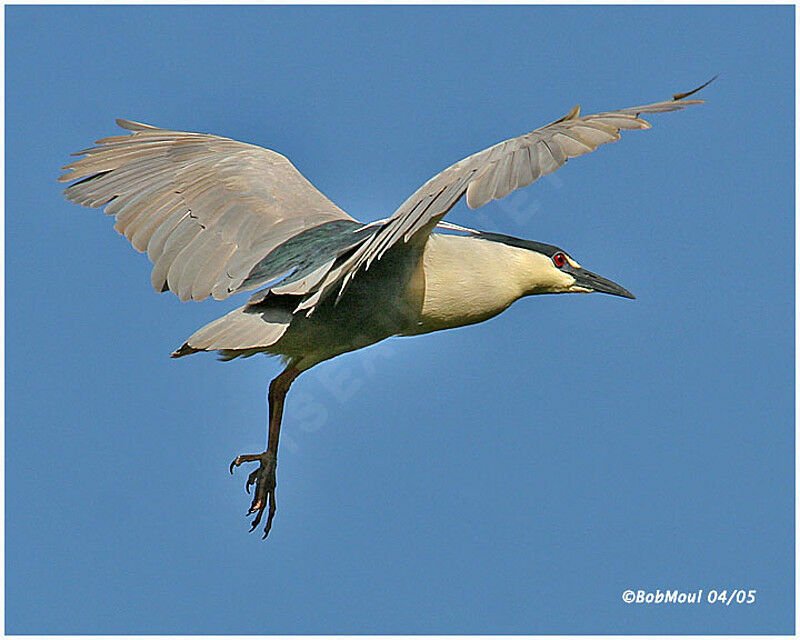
[400,234,573,335]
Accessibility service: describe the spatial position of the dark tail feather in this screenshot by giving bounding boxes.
[171,342,199,358]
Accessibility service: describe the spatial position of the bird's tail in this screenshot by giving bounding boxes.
[172,303,290,360]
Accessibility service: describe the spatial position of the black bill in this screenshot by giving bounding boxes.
[572,268,635,299]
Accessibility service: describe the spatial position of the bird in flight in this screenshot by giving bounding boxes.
[59,79,712,538]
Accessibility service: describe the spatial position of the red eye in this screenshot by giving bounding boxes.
[553,252,566,268]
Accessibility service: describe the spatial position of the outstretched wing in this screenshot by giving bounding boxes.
[293,81,711,313]
[59,119,355,301]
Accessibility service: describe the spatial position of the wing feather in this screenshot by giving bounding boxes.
[60,121,354,301]
[61,84,711,319]
[293,82,711,315]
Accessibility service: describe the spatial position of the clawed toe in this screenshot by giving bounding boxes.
[229,451,278,539]
[245,468,259,494]
[229,453,262,475]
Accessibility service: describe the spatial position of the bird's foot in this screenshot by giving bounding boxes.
[229,450,277,539]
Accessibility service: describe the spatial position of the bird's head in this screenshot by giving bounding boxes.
[478,232,635,300]
[533,246,635,299]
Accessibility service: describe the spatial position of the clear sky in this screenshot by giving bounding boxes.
[5,5,794,635]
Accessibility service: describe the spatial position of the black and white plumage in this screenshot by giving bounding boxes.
[59,80,711,537]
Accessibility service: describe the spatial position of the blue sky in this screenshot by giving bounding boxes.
[5,5,794,634]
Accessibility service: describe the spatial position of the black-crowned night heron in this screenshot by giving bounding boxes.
[59,80,711,538]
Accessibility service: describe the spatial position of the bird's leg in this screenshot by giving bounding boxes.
[229,365,299,539]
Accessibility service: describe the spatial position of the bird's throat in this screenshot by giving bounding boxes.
[400,234,553,335]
